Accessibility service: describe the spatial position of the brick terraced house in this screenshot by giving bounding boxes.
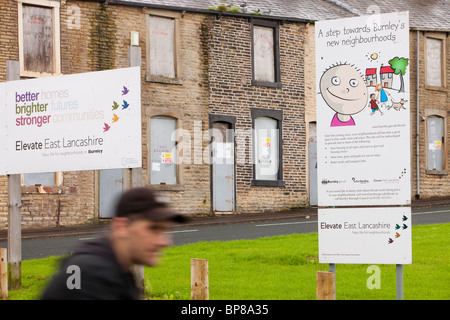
[0,0,448,229]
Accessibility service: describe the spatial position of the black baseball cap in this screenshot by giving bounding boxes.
[115,187,187,223]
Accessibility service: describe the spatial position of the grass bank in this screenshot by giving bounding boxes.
[7,223,450,300]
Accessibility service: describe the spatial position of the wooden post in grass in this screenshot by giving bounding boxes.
[317,271,335,300]
[191,259,209,300]
[0,248,7,299]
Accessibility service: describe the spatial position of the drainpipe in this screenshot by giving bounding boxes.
[416,30,420,199]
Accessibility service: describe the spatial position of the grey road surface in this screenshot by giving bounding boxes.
[0,205,449,260]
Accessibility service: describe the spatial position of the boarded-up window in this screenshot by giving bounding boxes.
[254,117,279,181]
[426,37,443,87]
[22,4,54,74]
[150,117,177,185]
[427,116,444,171]
[253,26,275,82]
[149,16,175,78]
[24,172,56,186]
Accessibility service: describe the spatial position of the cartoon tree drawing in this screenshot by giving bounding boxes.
[388,57,409,93]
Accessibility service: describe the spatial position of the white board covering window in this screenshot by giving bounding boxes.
[426,37,443,87]
[427,116,444,171]
[18,0,61,77]
[150,117,177,185]
[24,172,55,186]
[22,4,54,74]
[253,26,275,83]
[254,117,279,181]
[149,16,175,78]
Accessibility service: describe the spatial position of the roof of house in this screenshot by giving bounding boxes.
[335,0,450,31]
[380,65,395,74]
[365,68,377,75]
[108,0,354,21]
[106,0,450,30]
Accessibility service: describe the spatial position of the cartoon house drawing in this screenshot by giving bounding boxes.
[365,68,377,87]
[380,65,395,88]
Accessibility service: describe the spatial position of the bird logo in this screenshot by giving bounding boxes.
[122,86,129,95]
[112,101,119,110]
[388,238,394,244]
[395,232,401,238]
[103,123,111,132]
[402,215,408,221]
[395,224,401,230]
[122,100,129,110]
[402,224,408,230]
[112,114,119,123]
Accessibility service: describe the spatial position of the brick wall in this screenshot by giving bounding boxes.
[0,0,19,227]
[141,10,211,215]
[63,3,213,216]
[0,0,105,228]
[206,15,309,212]
[410,31,450,198]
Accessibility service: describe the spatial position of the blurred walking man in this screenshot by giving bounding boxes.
[41,187,186,300]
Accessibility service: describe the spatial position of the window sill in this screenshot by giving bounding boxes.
[145,74,182,85]
[21,186,75,194]
[149,184,185,191]
[425,85,447,92]
[251,179,285,187]
[21,70,62,78]
[251,80,282,88]
[426,169,448,175]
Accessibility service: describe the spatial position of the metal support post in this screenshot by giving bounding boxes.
[396,264,403,300]
[328,263,336,299]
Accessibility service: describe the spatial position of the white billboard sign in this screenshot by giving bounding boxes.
[0,67,142,174]
[315,12,411,206]
[319,207,412,264]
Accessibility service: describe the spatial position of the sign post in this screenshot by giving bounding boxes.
[6,60,22,289]
[315,11,411,299]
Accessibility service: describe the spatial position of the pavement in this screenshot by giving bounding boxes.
[1,196,449,241]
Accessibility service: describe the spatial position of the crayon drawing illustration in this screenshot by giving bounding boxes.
[364,56,409,117]
[319,63,368,127]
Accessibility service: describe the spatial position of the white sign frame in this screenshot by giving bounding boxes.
[315,11,411,207]
[0,67,142,174]
[319,207,412,264]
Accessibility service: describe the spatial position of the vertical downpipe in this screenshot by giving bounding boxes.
[416,31,420,198]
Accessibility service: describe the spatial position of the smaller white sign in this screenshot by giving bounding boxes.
[319,207,412,264]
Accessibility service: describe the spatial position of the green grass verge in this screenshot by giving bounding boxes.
[6,223,450,300]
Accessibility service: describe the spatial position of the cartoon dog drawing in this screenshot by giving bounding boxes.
[387,98,407,111]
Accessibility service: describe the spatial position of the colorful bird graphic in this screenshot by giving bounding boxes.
[122,100,129,110]
[402,224,408,230]
[122,86,129,95]
[395,232,401,238]
[388,238,394,244]
[112,113,119,123]
[112,101,119,110]
[402,215,408,221]
[103,123,111,132]
[395,224,401,230]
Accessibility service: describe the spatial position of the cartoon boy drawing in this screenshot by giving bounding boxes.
[369,93,383,116]
[319,63,368,127]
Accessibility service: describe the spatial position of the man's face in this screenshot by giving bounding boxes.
[126,219,174,267]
